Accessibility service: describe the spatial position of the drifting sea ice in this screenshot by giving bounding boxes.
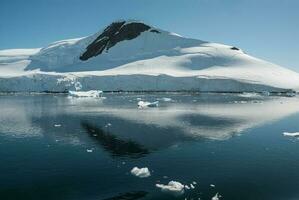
[238,92,261,98]
[137,101,159,108]
[283,132,299,137]
[86,149,93,153]
[130,167,151,178]
[211,193,221,200]
[158,97,173,102]
[68,90,103,98]
[156,181,185,194]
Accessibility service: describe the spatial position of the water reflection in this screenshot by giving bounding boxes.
[1,94,299,142]
[68,95,299,140]
[81,121,149,158]
[102,191,148,200]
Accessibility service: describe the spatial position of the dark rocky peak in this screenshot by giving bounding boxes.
[80,20,152,61]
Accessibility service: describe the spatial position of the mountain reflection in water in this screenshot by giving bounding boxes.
[82,121,149,158]
[102,191,148,200]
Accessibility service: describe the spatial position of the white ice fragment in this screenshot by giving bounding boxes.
[190,184,195,189]
[130,167,151,178]
[86,149,93,153]
[262,91,270,96]
[160,97,172,102]
[185,185,190,190]
[210,184,215,187]
[74,81,82,91]
[238,92,261,98]
[54,124,61,127]
[156,181,185,194]
[211,193,220,200]
[137,101,159,108]
[283,132,299,137]
[68,90,103,98]
[105,123,112,127]
[192,181,197,185]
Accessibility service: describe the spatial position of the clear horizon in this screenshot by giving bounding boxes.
[1,0,298,71]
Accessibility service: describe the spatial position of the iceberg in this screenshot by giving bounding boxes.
[130,167,151,178]
[283,132,299,137]
[137,101,159,108]
[156,181,185,194]
[68,90,103,98]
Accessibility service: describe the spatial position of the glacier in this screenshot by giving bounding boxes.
[0,20,299,92]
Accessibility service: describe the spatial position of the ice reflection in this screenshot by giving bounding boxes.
[1,94,299,142]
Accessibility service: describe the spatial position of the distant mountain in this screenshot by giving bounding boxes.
[0,20,299,92]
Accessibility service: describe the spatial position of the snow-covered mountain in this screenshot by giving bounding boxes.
[1,20,299,92]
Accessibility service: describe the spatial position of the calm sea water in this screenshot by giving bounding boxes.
[1,93,299,200]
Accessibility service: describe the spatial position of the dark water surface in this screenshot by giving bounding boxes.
[1,93,299,200]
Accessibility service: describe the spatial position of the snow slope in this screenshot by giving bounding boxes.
[0,20,299,92]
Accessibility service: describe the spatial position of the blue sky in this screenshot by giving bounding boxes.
[1,0,298,71]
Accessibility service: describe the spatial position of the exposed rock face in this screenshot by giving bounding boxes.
[80,21,151,61]
[231,47,240,51]
[150,29,161,33]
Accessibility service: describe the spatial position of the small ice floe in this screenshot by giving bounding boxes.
[184,185,190,190]
[283,132,299,137]
[137,101,159,108]
[210,184,215,187]
[136,97,142,100]
[192,181,197,185]
[262,91,270,96]
[74,81,82,91]
[238,92,261,98]
[86,149,93,153]
[211,193,221,200]
[233,101,247,104]
[190,183,195,189]
[156,181,185,195]
[130,167,151,178]
[158,97,173,102]
[68,90,103,98]
[286,92,296,97]
[105,123,112,128]
[54,124,61,127]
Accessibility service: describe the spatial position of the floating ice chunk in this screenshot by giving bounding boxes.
[233,101,247,104]
[211,193,220,200]
[238,92,261,98]
[210,184,215,187]
[283,132,299,137]
[105,123,112,127]
[68,90,103,98]
[159,97,172,102]
[262,91,270,96]
[190,183,195,189]
[184,185,190,190]
[130,167,151,178]
[286,92,296,97]
[86,149,93,153]
[54,124,61,127]
[192,181,197,185]
[156,181,185,194]
[74,81,82,91]
[138,101,159,108]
